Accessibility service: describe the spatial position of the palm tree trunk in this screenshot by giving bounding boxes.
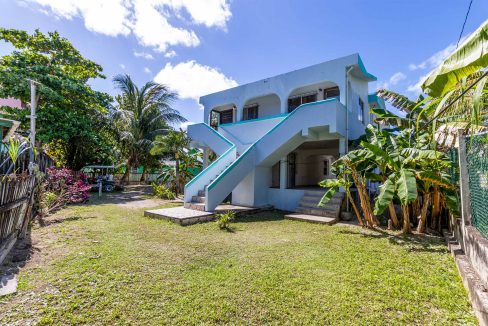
[417,192,431,233]
[121,166,130,185]
[346,189,365,226]
[402,205,411,234]
[388,202,399,229]
[175,158,180,197]
[140,166,146,183]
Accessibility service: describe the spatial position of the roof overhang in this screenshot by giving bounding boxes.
[350,55,377,82]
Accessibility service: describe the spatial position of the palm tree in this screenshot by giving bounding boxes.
[151,130,190,196]
[112,74,186,184]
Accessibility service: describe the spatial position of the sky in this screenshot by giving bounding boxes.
[0,0,487,128]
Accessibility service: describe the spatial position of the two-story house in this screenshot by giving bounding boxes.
[185,53,384,218]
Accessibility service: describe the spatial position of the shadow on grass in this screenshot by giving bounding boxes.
[37,215,97,227]
[234,211,285,223]
[338,228,448,253]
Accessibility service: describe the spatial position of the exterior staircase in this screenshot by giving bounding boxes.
[184,189,207,211]
[186,99,347,212]
[285,190,345,224]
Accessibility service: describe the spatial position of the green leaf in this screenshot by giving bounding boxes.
[395,169,417,205]
[374,176,396,215]
[318,188,339,207]
[365,172,384,182]
[422,20,488,97]
[416,171,454,189]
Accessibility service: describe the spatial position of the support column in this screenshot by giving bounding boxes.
[203,148,209,169]
[279,157,287,189]
[235,105,243,122]
[339,137,346,156]
[280,97,288,114]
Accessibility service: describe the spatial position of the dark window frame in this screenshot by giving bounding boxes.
[324,86,340,100]
[243,104,259,120]
[358,97,365,123]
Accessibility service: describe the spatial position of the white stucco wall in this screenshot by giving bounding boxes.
[200,54,374,123]
[219,116,285,147]
[243,94,281,119]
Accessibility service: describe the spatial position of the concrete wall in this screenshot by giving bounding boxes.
[201,53,373,143]
[243,94,281,119]
[219,115,285,147]
[267,188,305,211]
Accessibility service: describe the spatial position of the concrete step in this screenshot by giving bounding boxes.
[285,213,337,225]
[183,202,206,211]
[296,207,338,218]
[191,195,205,203]
[298,202,341,211]
[303,191,345,198]
[198,190,205,197]
[300,196,343,206]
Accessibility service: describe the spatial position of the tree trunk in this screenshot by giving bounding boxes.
[350,167,376,227]
[140,166,146,183]
[346,189,365,226]
[121,166,130,185]
[402,205,411,234]
[416,192,431,233]
[388,202,399,229]
[175,158,180,197]
[431,187,441,229]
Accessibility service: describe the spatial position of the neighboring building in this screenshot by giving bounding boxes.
[186,53,383,214]
[0,98,22,142]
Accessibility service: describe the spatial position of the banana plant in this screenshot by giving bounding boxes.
[319,149,378,228]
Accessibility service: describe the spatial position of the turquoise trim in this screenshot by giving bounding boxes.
[357,56,377,81]
[185,123,235,189]
[200,123,233,146]
[219,113,289,127]
[208,98,339,191]
[368,93,386,110]
[185,144,236,189]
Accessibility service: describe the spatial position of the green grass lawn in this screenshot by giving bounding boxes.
[0,195,476,325]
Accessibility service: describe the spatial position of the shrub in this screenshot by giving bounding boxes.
[151,183,176,200]
[215,211,235,230]
[39,168,91,216]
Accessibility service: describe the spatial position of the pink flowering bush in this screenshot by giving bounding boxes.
[40,168,91,215]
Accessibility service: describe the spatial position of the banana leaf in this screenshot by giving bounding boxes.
[422,19,488,97]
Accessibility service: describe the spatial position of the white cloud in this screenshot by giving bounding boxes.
[132,0,200,52]
[164,50,177,58]
[119,63,126,69]
[30,0,132,36]
[376,71,406,90]
[166,0,231,30]
[27,0,232,51]
[134,51,154,60]
[144,67,151,74]
[407,73,429,95]
[407,40,462,71]
[389,72,406,86]
[154,60,237,101]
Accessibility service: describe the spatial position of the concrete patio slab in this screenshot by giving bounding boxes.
[144,205,260,226]
[284,213,337,225]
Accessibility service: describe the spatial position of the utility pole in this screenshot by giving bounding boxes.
[29,80,37,165]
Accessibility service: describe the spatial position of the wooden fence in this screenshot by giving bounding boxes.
[0,175,36,264]
[0,150,55,175]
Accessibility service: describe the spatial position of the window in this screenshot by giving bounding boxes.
[287,92,317,112]
[358,97,364,123]
[243,104,259,120]
[210,111,219,128]
[219,109,234,124]
[323,160,329,175]
[324,86,340,100]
